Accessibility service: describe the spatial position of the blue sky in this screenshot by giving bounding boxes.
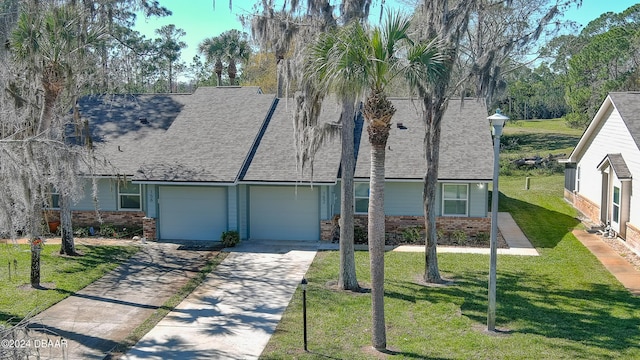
[133,0,639,66]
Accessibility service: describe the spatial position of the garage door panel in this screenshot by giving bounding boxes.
[250,186,319,240]
[159,186,227,241]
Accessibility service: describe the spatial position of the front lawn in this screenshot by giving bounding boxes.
[0,243,139,326]
[261,174,640,359]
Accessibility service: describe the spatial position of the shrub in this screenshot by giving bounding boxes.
[475,231,490,244]
[451,230,468,245]
[221,230,240,247]
[402,226,423,243]
[73,226,89,237]
[98,224,117,237]
[354,226,367,244]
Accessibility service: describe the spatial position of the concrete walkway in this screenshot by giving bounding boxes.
[572,229,640,296]
[123,241,317,360]
[26,241,215,359]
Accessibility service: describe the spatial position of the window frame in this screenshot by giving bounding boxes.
[118,181,142,211]
[354,182,370,215]
[49,189,60,210]
[441,183,469,217]
[612,185,620,224]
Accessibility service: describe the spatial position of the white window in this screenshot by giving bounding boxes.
[355,182,370,214]
[118,181,141,210]
[612,186,620,224]
[442,184,468,216]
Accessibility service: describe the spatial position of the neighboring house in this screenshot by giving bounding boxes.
[49,87,495,242]
[564,92,640,253]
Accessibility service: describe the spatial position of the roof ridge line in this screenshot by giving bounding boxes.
[236,97,279,182]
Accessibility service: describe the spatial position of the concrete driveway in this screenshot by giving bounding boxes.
[123,240,318,360]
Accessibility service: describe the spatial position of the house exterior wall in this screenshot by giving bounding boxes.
[72,178,118,211]
[575,107,640,225]
[238,184,248,240]
[320,181,490,241]
[625,222,640,254]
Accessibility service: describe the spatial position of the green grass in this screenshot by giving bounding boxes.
[0,243,139,326]
[500,119,582,176]
[261,174,640,359]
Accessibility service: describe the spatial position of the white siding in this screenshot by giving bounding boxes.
[576,107,640,225]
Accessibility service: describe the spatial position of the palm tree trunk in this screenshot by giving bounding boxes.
[369,142,386,350]
[338,98,359,291]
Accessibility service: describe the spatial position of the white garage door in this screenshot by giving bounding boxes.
[249,186,319,240]
[159,186,227,241]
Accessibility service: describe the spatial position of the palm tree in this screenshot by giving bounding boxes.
[198,36,225,86]
[199,30,250,86]
[305,12,445,351]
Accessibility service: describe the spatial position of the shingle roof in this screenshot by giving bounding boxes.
[134,86,275,182]
[597,153,632,180]
[354,98,493,180]
[241,99,342,183]
[75,94,191,175]
[608,92,640,150]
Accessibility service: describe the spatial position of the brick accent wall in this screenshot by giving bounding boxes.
[626,223,640,254]
[143,217,157,240]
[46,210,146,229]
[564,189,575,203]
[573,193,601,225]
[321,215,490,241]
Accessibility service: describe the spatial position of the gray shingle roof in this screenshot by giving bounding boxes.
[608,92,640,150]
[135,86,274,182]
[354,98,493,180]
[241,99,342,183]
[76,94,191,175]
[597,153,632,180]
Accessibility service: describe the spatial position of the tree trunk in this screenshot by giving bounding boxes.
[338,98,359,291]
[423,107,443,283]
[30,243,41,288]
[59,193,78,256]
[228,59,237,86]
[368,142,386,350]
[422,110,442,283]
[215,58,223,86]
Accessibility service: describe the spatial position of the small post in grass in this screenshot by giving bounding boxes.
[301,278,308,352]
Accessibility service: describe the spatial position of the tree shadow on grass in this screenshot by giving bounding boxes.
[501,133,580,153]
[409,268,640,355]
[498,192,580,249]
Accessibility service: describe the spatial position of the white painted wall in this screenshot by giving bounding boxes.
[576,107,640,225]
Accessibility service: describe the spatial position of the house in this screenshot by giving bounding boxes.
[564,92,640,253]
[49,87,495,242]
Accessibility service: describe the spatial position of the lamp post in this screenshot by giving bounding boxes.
[487,109,508,332]
[301,278,308,351]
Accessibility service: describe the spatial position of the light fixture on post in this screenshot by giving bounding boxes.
[487,109,508,332]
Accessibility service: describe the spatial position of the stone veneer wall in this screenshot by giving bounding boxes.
[46,210,146,229]
[625,223,640,253]
[320,215,491,241]
[572,193,601,225]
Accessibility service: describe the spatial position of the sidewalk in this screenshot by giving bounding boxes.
[571,229,640,296]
